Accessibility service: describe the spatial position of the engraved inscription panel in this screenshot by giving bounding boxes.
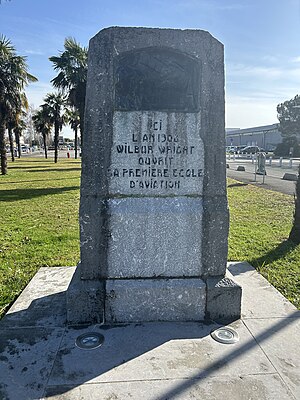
[115,48,200,112]
[109,111,204,196]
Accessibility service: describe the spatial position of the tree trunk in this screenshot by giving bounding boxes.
[74,125,78,159]
[42,132,48,159]
[0,121,8,175]
[79,103,84,149]
[289,165,300,244]
[54,121,59,164]
[8,127,15,162]
[15,131,21,158]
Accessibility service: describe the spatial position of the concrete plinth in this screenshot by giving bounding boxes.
[66,266,105,325]
[206,275,242,323]
[105,278,206,323]
[0,263,299,400]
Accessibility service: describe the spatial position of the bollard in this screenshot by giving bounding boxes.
[67,152,70,159]
[233,153,236,161]
[283,173,297,181]
[269,156,272,166]
[251,154,255,164]
[279,157,283,167]
[256,152,267,184]
[289,158,293,168]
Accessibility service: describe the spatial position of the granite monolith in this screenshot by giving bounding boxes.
[67,27,242,324]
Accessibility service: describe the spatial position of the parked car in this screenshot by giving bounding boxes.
[241,146,267,154]
[21,145,30,154]
[226,145,247,154]
[236,145,246,153]
[226,146,236,153]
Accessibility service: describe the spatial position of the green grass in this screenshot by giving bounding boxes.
[0,158,81,317]
[228,179,300,308]
[0,159,299,319]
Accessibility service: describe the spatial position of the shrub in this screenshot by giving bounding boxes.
[274,137,300,157]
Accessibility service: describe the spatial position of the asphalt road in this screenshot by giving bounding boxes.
[20,149,80,159]
[227,159,298,196]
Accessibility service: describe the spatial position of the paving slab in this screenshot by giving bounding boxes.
[1,267,75,328]
[0,327,65,400]
[0,262,299,400]
[44,374,294,400]
[47,320,275,387]
[244,317,300,400]
[227,262,300,319]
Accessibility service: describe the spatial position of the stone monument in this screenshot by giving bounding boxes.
[67,27,242,324]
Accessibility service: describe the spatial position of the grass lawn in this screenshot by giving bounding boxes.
[0,157,81,318]
[0,158,299,319]
[227,179,299,308]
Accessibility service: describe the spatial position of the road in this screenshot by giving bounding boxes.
[19,149,80,159]
[227,158,298,196]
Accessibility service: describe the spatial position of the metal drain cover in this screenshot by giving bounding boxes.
[75,332,104,349]
[211,327,239,344]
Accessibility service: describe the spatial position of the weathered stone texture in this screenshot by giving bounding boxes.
[67,27,241,324]
[206,275,242,322]
[105,278,206,322]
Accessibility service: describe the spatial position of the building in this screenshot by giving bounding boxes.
[226,123,282,151]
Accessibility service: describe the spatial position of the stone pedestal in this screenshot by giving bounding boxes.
[67,27,241,324]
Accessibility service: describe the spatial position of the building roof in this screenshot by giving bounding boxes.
[226,123,279,136]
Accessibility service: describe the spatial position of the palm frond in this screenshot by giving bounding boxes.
[49,36,87,124]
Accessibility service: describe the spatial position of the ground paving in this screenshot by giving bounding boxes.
[0,262,299,400]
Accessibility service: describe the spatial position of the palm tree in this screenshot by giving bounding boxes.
[0,35,37,174]
[32,108,52,159]
[42,92,66,163]
[14,113,26,158]
[6,105,27,160]
[66,107,80,159]
[6,118,15,161]
[49,37,87,148]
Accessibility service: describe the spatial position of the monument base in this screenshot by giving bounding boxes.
[206,275,242,323]
[66,265,105,325]
[67,268,242,324]
[105,278,206,323]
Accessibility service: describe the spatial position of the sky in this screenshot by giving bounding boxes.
[1,0,300,138]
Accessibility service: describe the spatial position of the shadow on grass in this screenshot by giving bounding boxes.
[227,182,248,188]
[7,159,51,164]
[7,165,50,169]
[7,164,81,172]
[31,168,81,173]
[249,239,298,268]
[7,167,81,173]
[0,186,79,202]
[0,177,79,185]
